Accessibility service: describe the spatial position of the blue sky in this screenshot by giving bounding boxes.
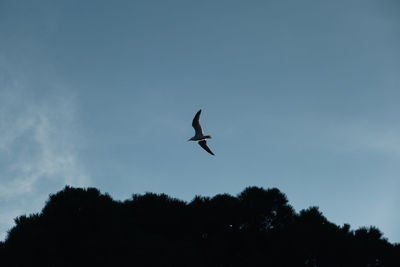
[1,0,399,242]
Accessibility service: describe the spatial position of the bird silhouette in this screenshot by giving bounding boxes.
[188,109,214,155]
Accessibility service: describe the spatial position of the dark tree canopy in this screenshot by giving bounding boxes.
[0,186,399,267]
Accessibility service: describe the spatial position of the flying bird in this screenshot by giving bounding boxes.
[188,109,214,155]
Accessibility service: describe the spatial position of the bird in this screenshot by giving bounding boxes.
[188,109,215,155]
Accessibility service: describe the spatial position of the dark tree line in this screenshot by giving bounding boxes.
[0,186,399,266]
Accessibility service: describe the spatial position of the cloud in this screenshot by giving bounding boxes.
[328,120,400,157]
[0,80,90,241]
[326,120,400,242]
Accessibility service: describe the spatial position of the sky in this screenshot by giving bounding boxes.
[0,0,399,243]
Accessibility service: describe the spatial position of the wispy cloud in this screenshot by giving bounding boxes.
[0,81,89,240]
[327,120,400,157]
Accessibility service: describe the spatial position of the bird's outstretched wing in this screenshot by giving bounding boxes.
[192,109,203,135]
[198,140,214,155]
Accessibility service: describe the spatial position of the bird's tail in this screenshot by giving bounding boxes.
[204,135,212,139]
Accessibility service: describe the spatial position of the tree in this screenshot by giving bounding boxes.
[1,185,399,267]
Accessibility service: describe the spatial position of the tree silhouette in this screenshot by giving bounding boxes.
[0,185,399,266]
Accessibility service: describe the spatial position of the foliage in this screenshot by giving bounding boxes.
[0,186,398,266]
